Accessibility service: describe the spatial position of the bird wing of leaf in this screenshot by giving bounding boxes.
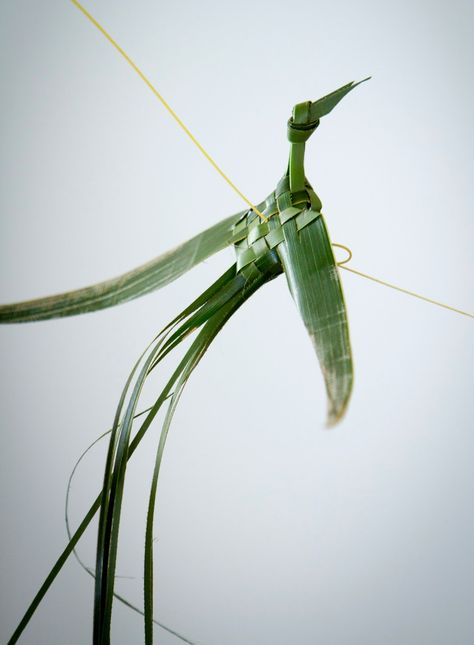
[0,211,244,323]
[277,210,353,426]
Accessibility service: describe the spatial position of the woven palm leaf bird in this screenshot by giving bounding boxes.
[2,5,473,645]
[2,76,365,645]
[0,79,362,423]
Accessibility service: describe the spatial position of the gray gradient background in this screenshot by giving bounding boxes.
[1,1,473,644]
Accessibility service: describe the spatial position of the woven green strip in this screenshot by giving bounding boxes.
[233,173,327,272]
[279,206,302,225]
[296,209,321,230]
[265,227,285,249]
[247,222,270,245]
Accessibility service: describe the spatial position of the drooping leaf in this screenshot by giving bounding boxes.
[0,210,246,323]
[63,410,196,645]
[277,81,364,424]
[143,267,270,643]
[6,385,174,645]
[6,269,240,644]
[92,268,242,642]
[229,171,354,425]
[277,209,353,426]
[93,260,275,643]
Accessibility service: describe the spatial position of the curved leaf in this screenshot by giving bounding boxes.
[277,210,353,426]
[63,410,196,645]
[0,211,244,323]
[143,268,268,643]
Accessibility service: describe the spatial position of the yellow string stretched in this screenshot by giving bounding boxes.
[332,243,472,316]
[69,0,267,222]
[339,262,473,318]
[69,1,472,320]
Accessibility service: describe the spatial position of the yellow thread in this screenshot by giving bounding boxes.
[333,243,352,266]
[69,1,472,321]
[340,264,473,319]
[69,0,268,222]
[334,244,472,317]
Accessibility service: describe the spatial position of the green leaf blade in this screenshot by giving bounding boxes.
[143,267,269,643]
[309,77,371,121]
[0,212,243,323]
[278,211,353,426]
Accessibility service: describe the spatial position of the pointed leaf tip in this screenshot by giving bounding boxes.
[308,76,371,121]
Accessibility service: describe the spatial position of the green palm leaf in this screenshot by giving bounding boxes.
[0,210,247,323]
[6,78,368,645]
[143,266,273,643]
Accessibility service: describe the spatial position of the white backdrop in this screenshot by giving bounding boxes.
[1,1,473,644]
